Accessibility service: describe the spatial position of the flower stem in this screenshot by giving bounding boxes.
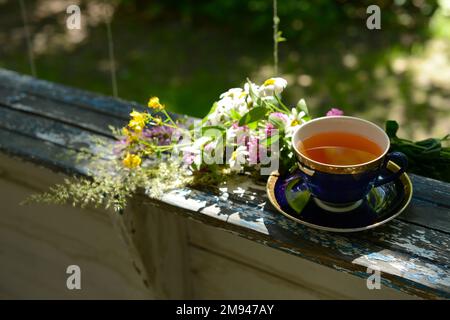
[162,109,178,128]
[273,0,279,75]
[270,104,286,113]
[274,94,291,112]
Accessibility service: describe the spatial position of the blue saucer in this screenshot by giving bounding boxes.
[267,161,413,232]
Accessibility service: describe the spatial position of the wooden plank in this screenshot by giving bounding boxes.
[409,175,450,209]
[1,103,448,299]
[0,106,112,156]
[0,157,151,299]
[121,199,193,299]
[0,68,180,127]
[0,147,192,299]
[0,127,93,176]
[147,187,450,299]
[0,68,449,298]
[187,221,417,299]
[403,198,450,234]
[0,86,126,137]
[2,123,446,298]
[189,246,331,299]
[0,69,138,120]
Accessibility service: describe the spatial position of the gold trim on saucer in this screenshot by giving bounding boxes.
[266,161,413,233]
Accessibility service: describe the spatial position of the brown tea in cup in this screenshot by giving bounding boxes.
[297,131,383,166]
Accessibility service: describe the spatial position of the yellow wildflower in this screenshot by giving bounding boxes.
[148,96,164,110]
[122,153,142,169]
[121,128,137,143]
[263,78,276,86]
[128,111,147,132]
[121,127,129,136]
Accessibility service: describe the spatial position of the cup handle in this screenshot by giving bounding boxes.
[373,151,408,187]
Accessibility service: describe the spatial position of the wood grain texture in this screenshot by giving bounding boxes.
[190,246,330,299]
[0,86,125,138]
[187,221,418,299]
[149,185,449,299]
[0,155,151,299]
[121,198,193,299]
[0,153,189,299]
[0,68,449,299]
[0,69,139,120]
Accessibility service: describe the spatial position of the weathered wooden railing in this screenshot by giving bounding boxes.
[0,68,449,299]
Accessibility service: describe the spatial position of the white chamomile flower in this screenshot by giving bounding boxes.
[229,145,249,172]
[235,100,250,116]
[207,107,229,125]
[206,97,233,125]
[285,108,306,138]
[288,108,306,126]
[217,96,234,113]
[220,88,243,99]
[244,82,260,96]
[260,77,288,97]
[208,83,254,125]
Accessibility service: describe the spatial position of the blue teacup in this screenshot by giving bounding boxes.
[292,116,408,212]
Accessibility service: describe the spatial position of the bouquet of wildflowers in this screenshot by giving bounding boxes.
[26,77,313,211]
[118,77,310,177]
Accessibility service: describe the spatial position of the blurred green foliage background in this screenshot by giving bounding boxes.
[0,0,449,141]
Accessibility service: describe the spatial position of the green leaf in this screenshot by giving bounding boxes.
[285,179,310,214]
[385,120,399,138]
[261,133,280,147]
[238,106,269,126]
[416,138,440,148]
[247,122,258,130]
[296,99,309,116]
[277,31,287,43]
[229,108,241,121]
[201,125,225,138]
